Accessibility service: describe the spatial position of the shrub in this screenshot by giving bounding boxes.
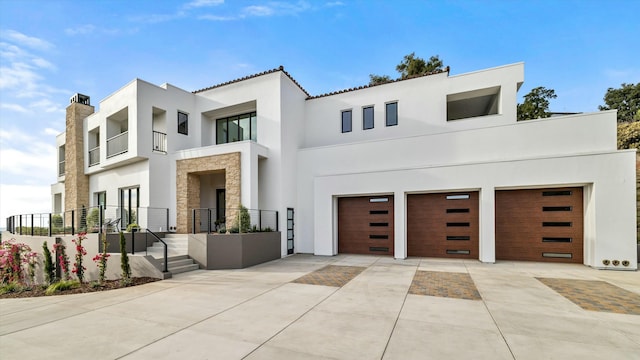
[238,206,251,233]
[120,232,131,285]
[52,242,70,281]
[72,233,87,283]
[93,232,109,283]
[45,280,80,295]
[0,239,34,285]
[42,241,56,285]
[125,223,140,232]
[0,282,23,295]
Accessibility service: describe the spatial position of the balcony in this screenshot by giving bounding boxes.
[107,131,128,158]
[153,131,167,153]
[89,146,100,167]
[58,160,65,176]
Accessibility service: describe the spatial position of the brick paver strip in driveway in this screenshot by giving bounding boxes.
[537,277,640,315]
[291,265,366,287]
[409,270,482,300]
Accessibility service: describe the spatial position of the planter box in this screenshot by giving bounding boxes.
[189,232,281,270]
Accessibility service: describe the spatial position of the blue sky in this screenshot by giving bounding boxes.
[0,0,639,222]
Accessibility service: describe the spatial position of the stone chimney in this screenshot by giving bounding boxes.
[64,94,94,225]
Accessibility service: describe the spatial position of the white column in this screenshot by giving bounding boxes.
[479,187,496,263]
[394,191,407,259]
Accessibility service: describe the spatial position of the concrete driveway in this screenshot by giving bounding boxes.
[1,254,639,359]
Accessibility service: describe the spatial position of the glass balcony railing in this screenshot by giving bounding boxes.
[106,131,128,158]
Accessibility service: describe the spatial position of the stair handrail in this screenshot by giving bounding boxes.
[146,229,168,273]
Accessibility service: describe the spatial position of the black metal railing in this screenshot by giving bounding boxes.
[153,131,167,153]
[5,206,169,237]
[146,229,168,272]
[190,207,278,234]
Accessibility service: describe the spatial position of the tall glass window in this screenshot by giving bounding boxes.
[386,102,398,126]
[119,187,139,229]
[341,110,352,133]
[178,111,188,135]
[216,112,257,144]
[363,106,374,130]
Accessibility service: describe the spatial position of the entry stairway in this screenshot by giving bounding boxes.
[146,234,199,275]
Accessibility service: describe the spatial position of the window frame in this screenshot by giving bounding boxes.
[363,106,374,130]
[385,101,398,127]
[177,111,189,135]
[216,111,257,145]
[341,109,352,133]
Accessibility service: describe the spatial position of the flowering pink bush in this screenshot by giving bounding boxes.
[52,242,70,281]
[92,253,110,283]
[72,233,87,283]
[0,239,37,285]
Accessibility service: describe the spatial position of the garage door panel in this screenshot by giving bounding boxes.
[407,192,479,259]
[496,187,583,263]
[338,196,394,255]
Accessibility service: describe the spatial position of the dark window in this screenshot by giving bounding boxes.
[542,190,572,196]
[385,102,397,126]
[363,106,374,130]
[341,110,352,133]
[216,112,257,144]
[178,111,188,135]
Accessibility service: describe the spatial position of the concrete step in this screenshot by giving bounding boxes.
[164,258,194,268]
[157,255,200,275]
[169,263,200,275]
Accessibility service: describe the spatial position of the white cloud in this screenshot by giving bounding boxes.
[0,128,57,183]
[129,11,187,24]
[44,128,63,136]
[31,57,56,70]
[0,103,29,113]
[64,24,97,36]
[0,30,53,51]
[184,0,224,9]
[325,1,344,6]
[30,98,65,113]
[243,5,274,17]
[199,1,312,21]
[0,31,62,222]
[0,184,53,222]
[198,14,236,21]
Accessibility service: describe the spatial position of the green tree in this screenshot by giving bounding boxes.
[369,53,445,85]
[396,53,443,79]
[617,121,640,150]
[517,86,557,121]
[120,232,131,285]
[598,83,640,123]
[42,241,56,284]
[368,74,392,85]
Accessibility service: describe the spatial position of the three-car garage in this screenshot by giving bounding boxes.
[337,187,584,264]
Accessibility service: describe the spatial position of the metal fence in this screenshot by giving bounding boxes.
[5,206,169,236]
[190,208,278,234]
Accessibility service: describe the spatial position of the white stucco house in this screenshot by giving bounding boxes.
[49,62,637,269]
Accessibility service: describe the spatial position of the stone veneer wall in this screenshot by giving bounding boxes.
[64,102,94,225]
[176,152,241,233]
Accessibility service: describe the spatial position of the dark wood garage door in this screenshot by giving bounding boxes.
[495,187,583,263]
[338,195,394,255]
[407,192,479,259]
